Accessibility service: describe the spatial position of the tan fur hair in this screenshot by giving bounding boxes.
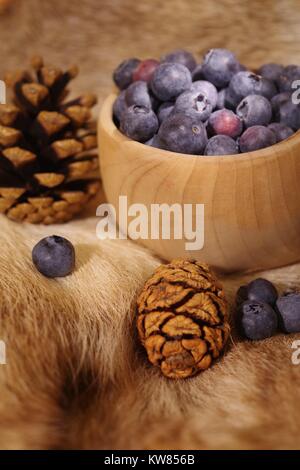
[0,0,300,450]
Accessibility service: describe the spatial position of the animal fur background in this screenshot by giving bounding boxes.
[0,0,300,450]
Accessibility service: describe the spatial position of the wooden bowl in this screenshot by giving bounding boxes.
[98,93,300,273]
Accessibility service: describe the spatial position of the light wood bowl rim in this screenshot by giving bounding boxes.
[100,93,300,163]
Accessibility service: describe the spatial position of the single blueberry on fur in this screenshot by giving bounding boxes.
[258,63,284,83]
[204,135,238,156]
[157,101,174,123]
[113,91,127,124]
[125,81,152,108]
[113,58,140,90]
[276,292,300,333]
[175,90,213,122]
[278,100,300,130]
[202,48,241,88]
[151,63,192,101]
[208,109,243,138]
[247,278,278,306]
[120,105,159,142]
[32,235,75,278]
[237,95,272,128]
[239,125,276,152]
[158,112,208,154]
[229,71,277,102]
[161,49,197,72]
[190,80,218,109]
[268,122,294,142]
[239,301,278,340]
[133,59,160,83]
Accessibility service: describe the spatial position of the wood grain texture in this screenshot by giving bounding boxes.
[99,95,300,272]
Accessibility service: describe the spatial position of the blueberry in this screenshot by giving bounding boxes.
[125,81,152,108]
[239,125,276,152]
[247,278,278,306]
[216,88,226,109]
[271,92,291,117]
[268,122,294,142]
[190,80,218,109]
[208,109,243,138]
[133,59,160,83]
[276,292,300,333]
[277,65,300,92]
[157,101,174,123]
[151,63,192,101]
[175,90,213,122]
[278,99,300,130]
[224,87,240,110]
[192,64,204,81]
[113,91,127,124]
[120,105,159,142]
[161,49,197,72]
[158,112,208,155]
[229,71,277,102]
[149,91,161,112]
[204,135,238,156]
[201,48,241,88]
[238,301,278,340]
[113,58,140,90]
[145,134,163,148]
[258,63,284,83]
[32,235,75,278]
[237,94,272,128]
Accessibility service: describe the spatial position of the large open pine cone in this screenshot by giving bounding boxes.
[137,259,230,379]
[0,57,100,224]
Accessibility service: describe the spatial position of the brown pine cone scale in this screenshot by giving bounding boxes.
[137,259,230,379]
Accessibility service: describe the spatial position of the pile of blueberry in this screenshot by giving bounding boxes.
[32,235,75,278]
[237,278,300,340]
[113,49,300,155]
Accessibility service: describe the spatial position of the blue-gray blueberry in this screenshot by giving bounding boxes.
[151,63,192,101]
[237,94,272,128]
[113,58,140,90]
[239,125,276,152]
[120,105,159,142]
[158,112,207,154]
[276,292,300,333]
[268,122,294,142]
[229,71,277,102]
[204,135,238,155]
[161,49,197,72]
[175,90,213,122]
[190,80,218,109]
[32,235,75,278]
[202,48,241,88]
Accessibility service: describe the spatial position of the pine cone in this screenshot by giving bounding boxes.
[137,259,230,379]
[0,57,100,224]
